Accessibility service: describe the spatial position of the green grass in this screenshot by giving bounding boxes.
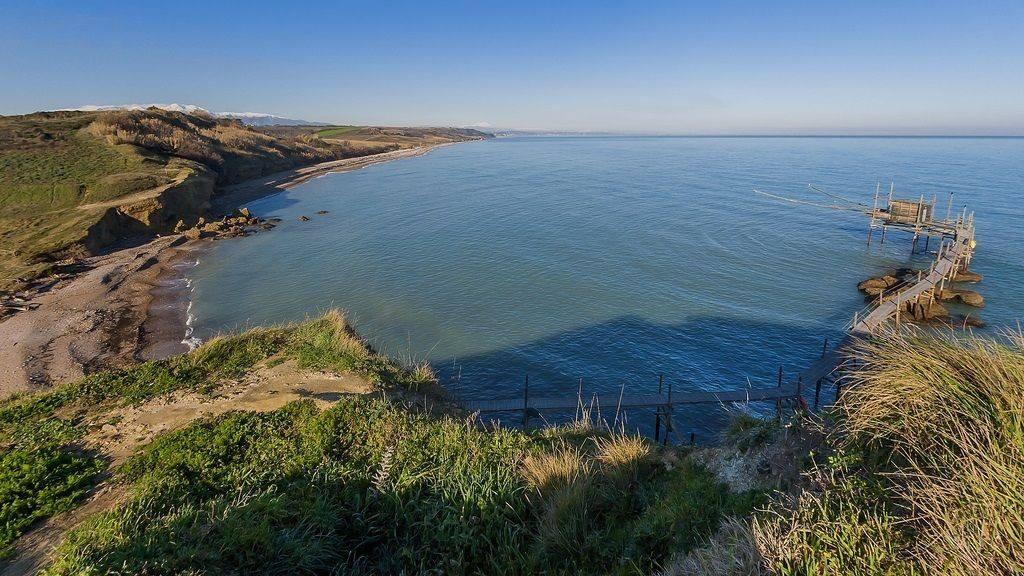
[40,398,754,575]
[0,325,293,556]
[314,126,361,138]
[0,311,753,574]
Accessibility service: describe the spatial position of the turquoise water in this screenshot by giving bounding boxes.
[187,137,1024,436]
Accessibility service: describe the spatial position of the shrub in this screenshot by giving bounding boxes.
[754,331,1024,576]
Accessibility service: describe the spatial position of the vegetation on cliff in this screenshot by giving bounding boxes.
[3,312,1022,574]
[692,331,1024,576]
[0,313,760,574]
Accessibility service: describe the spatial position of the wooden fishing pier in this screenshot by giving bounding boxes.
[461,183,980,442]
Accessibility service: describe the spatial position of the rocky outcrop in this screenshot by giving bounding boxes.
[179,209,268,241]
[858,275,901,297]
[904,299,949,322]
[954,269,983,283]
[857,268,915,297]
[935,289,984,308]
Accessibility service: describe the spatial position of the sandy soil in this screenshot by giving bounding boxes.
[0,146,444,401]
[0,235,194,400]
[0,359,373,575]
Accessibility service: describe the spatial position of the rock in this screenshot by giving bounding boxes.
[173,219,187,233]
[268,217,282,223]
[857,275,901,296]
[201,222,224,233]
[954,269,983,283]
[316,210,329,215]
[298,215,311,221]
[183,228,203,240]
[906,300,948,321]
[956,290,985,307]
[955,315,986,328]
[238,207,252,218]
[260,223,276,230]
[196,217,206,227]
[935,289,984,308]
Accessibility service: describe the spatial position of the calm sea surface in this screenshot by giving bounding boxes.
[187,137,1024,436]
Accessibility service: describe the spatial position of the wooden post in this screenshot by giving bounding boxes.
[654,374,664,442]
[821,338,829,357]
[575,377,583,422]
[663,380,674,447]
[835,380,843,402]
[689,432,695,446]
[522,374,530,428]
[777,366,783,388]
[868,182,880,247]
[814,378,822,409]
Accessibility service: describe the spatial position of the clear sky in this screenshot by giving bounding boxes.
[2,0,1022,134]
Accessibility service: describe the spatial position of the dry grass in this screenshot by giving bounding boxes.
[751,329,1024,576]
[594,432,651,468]
[837,330,1024,575]
[85,111,225,166]
[318,309,371,359]
[522,441,592,496]
[662,517,765,576]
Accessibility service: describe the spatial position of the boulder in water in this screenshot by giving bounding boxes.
[936,289,984,308]
[858,275,901,296]
[954,269,983,283]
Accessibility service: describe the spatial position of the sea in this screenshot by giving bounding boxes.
[184,136,1024,437]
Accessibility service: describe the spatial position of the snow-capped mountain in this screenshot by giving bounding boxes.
[62,103,212,115]
[56,104,327,126]
[216,112,329,126]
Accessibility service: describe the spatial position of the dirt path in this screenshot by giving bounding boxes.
[75,168,191,211]
[1,359,373,575]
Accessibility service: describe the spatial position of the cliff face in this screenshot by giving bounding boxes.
[83,166,217,252]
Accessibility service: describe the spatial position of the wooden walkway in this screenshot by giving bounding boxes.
[852,219,975,334]
[463,383,800,413]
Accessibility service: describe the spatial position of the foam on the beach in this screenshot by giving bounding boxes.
[180,260,203,350]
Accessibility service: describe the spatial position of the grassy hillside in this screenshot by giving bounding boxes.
[260,124,491,156]
[0,313,760,574]
[3,312,1022,574]
[0,110,490,291]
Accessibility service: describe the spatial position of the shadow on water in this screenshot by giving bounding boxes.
[438,314,840,443]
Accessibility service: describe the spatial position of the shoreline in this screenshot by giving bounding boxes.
[0,144,451,400]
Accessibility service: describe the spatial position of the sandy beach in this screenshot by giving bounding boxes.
[0,145,441,400]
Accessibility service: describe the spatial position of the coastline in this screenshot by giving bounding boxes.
[0,144,451,400]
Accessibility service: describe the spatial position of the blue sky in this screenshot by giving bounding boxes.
[2,0,1022,134]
